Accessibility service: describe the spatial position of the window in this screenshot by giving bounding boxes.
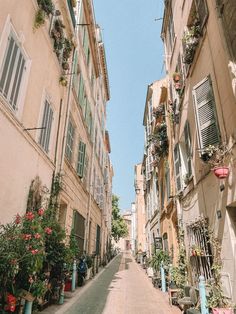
[78,74,85,108]
[0,35,26,110]
[187,219,213,284]
[65,119,75,161]
[39,100,53,153]
[72,211,85,253]
[194,0,208,31]
[165,165,171,200]
[96,224,101,254]
[77,141,86,177]
[174,144,182,193]
[184,121,192,177]
[192,76,220,150]
[82,153,89,187]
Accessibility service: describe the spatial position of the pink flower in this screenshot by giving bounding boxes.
[44,227,52,235]
[31,249,39,255]
[15,214,21,224]
[34,233,41,239]
[38,208,45,216]
[22,234,32,240]
[25,212,34,221]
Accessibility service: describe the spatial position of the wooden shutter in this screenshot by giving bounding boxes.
[194,0,209,30]
[73,51,78,89]
[192,76,220,149]
[78,75,84,107]
[174,144,182,193]
[0,36,26,110]
[96,224,101,254]
[77,141,86,177]
[184,121,192,177]
[165,166,171,200]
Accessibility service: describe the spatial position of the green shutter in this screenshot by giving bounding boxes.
[77,141,86,177]
[192,76,220,149]
[184,121,192,177]
[73,51,78,89]
[78,75,84,108]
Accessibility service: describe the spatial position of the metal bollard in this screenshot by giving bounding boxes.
[58,281,65,305]
[199,275,209,314]
[161,262,166,292]
[71,260,77,292]
[24,300,33,314]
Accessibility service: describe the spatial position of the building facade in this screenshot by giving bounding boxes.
[161,0,236,301]
[134,163,146,254]
[0,0,112,264]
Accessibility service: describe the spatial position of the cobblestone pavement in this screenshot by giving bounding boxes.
[58,252,181,314]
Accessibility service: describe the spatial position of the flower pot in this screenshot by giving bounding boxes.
[213,167,229,179]
[174,82,181,91]
[173,74,180,82]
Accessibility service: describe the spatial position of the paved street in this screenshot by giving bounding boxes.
[58,253,181,314]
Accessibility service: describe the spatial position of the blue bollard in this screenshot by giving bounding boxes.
[71,260,77,292]
[24,300,33,314]
[199,275,209,314]
[161,262,166,292]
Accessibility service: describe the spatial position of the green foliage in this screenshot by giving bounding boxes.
[150,250,170,272]
[34,0,54,30]
[85,255,93,268]
[111,195,129,242]
[34,9,46,29]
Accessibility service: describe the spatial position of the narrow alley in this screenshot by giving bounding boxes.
[51,253,181,314]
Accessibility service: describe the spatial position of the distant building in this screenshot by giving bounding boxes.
[117,211,132,251]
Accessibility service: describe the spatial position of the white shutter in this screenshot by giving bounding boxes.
[193,76,220,150]
[184,121,192,177]
[174,144,182,193]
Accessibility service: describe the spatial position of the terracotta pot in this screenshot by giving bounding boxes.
[213,167,229,179]
[173,74,180,82]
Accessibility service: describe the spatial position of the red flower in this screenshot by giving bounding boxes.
[34,233,41,239]
[44,227,52,235]
[38,208,45,216]
[22,234,32,240]
[15,214,21,224]
[25,212,34,221]
[31,249,39,255]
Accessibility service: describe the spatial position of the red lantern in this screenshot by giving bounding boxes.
[213,166,229,179]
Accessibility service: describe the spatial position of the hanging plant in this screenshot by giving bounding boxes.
[51,18,65,57]
[34,0,54,30]
[59,76,68,87]
[182,20,201,64]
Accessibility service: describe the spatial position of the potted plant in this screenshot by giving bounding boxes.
[207,236,234,313]
[182,20,201,64]
[34,0,54,29]
[200,144,230,178]
[173,72,181,82]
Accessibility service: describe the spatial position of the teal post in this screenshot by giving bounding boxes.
[161,262,166,292]
[199,275,209,314]
[58,282,65,305]
[24,300,33,314]
[71,260,77,292]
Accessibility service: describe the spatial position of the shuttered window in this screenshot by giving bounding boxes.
[165,165,171,200]
[184,121,192,177]
[39,100,53,153]
[0,35,26,110]
[174,144,182,193]
[72,211,85,253]
[83,153,89,188]
[78,74,85,108]
[77,141,86,177]
[194,0,208,30]
[192,76,220,150]
[73,51,79,89]
[65,120,75,161]
[96,224,101,255]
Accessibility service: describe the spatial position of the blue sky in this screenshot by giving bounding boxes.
[93,0,165,210]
